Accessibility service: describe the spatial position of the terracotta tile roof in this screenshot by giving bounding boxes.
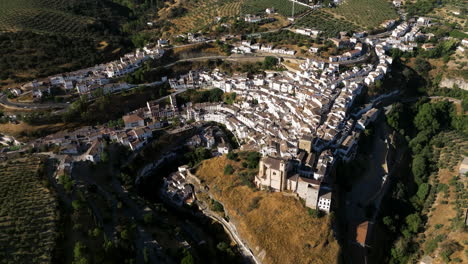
[356,221,371,246]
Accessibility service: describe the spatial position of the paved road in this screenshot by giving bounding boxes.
[0,94,69,110]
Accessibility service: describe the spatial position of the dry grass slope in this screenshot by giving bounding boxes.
[420,131,468,263]
[195,156,340,264]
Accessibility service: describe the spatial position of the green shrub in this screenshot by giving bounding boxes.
[227,152,238,161]
[211,199,224,212]
[248,197,262,211]
[224,164,234,175]
[308,208,324,218]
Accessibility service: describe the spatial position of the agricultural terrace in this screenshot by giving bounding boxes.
[295,10,360,37]
[0,156,58,264]
[0,0,89,35]
[195,155,339,264]
[242,0,309,17]
[322,0,399,30]
[420,130,468,263]
[166,0,243,33]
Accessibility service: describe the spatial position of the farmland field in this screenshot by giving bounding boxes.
[0,156,58,263]
[168,0,243,33]
[0,0,135,87]
[242,0,309,17]
[0,0,90,35]
[324,0,399,30]
[295,10,360,37]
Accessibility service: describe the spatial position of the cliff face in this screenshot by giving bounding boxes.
[440,77,468,90]
[195,156,340,264]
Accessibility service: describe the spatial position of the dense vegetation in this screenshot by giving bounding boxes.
[123,59,173,84]
[380,95,467,263]
[176,88,224,105]
[0,156,58,264]
[406,0,441,17]
[0,32,127,83]
[63,84,169,124]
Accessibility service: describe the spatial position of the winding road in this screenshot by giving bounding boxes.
[0,94,69,110]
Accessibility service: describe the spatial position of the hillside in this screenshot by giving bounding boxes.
[0,0,137,87]
[241,0,309,17]
[296,0,399,35]
[418,131,468,263]
[0,0,134,36]
[0,155,58,263]
[325,0,399,30]
[160,0,243,34]
[0,0,90,34]
[195,155,340,264]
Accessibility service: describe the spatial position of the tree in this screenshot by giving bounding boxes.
[390,237,410,264]
[73,242,88,264]
[414,103,439,134]
[386,108,400,130]
[217,242,229,252]
[120,229,129,240]
[383,216,396,232]
[143,247,149,264]
[143,213,153,224]
[180,249,194,264]
[223,92,236,105]
[308,208,323,218]
[412,154,427,183]
[72,199,84,211]
[91,227,101,237]
[405,213,421,233]
[100,151,109,163]
[211,199,224,212]
[185,147,211,166]
[59,174,74,193]
[208,88,224,102]
[414,58,431,74]
[409,130,431,153]
[263,56,278,70]
[216,242,235,257]
[416,183,430,200]
[245,152,261,169]
[227,152,238,161]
